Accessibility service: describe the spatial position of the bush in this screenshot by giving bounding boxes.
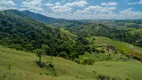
[131,56,142,62]
[125,78,130,80]
[74,58,80,63]
[59,51,67,58]
[47,63,58,77]
[8,64,12,70]
[97,74,110,80]
[100,49,105,53]
[80,57,94,65]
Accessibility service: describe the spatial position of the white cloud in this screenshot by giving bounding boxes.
[45,3,53,7]
[0,0,16,10]
[128,0,142,5]
[1,0,141,20]
[78,5,116,14]
[119,8,142,19]
[48,1,119,19]
[22,0,44,12]
[47,1,141,19]
[101,2,118,6]
[57,7,142,19]
[50,0,88,13]
[51,6,72,12]
[64,0,88,7]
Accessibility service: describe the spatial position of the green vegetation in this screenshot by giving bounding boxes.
[0,46,142,80]
[35,49,43,67]
[95,36,142,54]
[0,9,142,80]
[0,10,93,61]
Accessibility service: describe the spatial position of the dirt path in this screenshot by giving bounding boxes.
[128,51,142,58]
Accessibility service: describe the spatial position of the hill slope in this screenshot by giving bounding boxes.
[1,10,99,61]
[0,46,142,80]
[22,10,70,24]
[95,36,142,58]
[0,9,60,51]
[0,10,82,59]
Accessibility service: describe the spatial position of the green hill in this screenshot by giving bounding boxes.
[1,9,142,80]
[21,10,70,24]
[95,36,142,57]
[0,10,84,60]
[0,46,142,80]
[0,9,60,51]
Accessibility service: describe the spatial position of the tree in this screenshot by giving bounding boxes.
[35,49,43,66]
[42,44,53,64]
[42,44,50,54]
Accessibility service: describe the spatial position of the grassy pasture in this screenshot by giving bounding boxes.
[95,36,142,57]
[0,46,142,80]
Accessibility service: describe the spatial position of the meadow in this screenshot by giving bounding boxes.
[0,45,142,80]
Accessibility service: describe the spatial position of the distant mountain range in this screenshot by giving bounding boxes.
[2,9,73,24]
[22,10,70,24]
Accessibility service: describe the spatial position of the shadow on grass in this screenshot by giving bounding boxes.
[36,61,58,77]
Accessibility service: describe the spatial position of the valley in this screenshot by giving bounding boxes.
[0,9,142,80]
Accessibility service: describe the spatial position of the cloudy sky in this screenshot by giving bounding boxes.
[0,0,142,19]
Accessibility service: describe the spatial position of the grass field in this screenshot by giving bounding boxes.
[0,45,142,80]
[94,36,142,57]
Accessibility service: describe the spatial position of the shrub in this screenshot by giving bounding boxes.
[125,78,130,80]
[59,51,67,58]
[97,74,110,80]
[47,63,58,77]
[100,49,105,53]
[74,58,80,63]
[8,64,12,70]
[80,57,94,65]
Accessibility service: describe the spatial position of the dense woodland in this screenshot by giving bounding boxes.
[0,10,97,62]
[0,10,142,64]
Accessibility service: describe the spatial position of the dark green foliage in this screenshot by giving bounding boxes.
[0,10,58,51]
[46,63,58,77]
[97,74,110,80]
[1,9,142,65]
[8,64,12,70]
[96,74,117,80]
[80,58,94,65]
[131,56,142,62]
[59,19,142,47]
[125,78,130,80]
[0,10,97,63]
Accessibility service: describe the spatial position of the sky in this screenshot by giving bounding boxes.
[0,0,142,19]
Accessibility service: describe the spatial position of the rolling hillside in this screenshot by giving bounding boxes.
[0,46,142,80]
[0,9,142,80]
[0,10,76,51]
[95,36,142,58]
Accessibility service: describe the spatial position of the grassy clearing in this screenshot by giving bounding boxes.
[0,46,142,80]
[60,28,77,40]
[95,36,142,56]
